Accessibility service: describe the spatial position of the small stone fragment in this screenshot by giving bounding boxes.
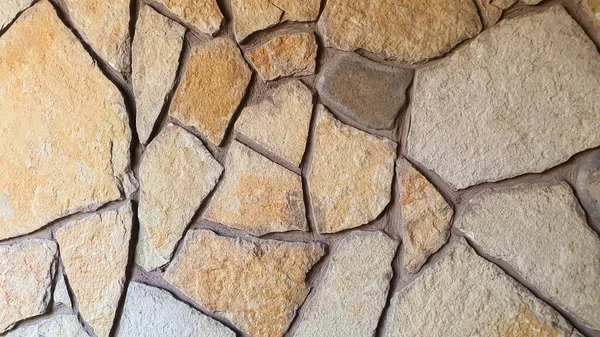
[309,106,396,233]
[318,0,482,63]
[204,141,306,235]
[235,80,312,167]
[475,0,517,27]
[294,231,397,337]
[137,124,223,271]
[132,5,185,144]
[53,274,72,309]
[0,239,57,333]
[398,159,452,273]
[316,53,413,130]
[0,0,31,30]
[6,314,90,337]
[55,204,132,337]
[584,0,600,28]
[576,151,600,224]
[170,38,251,145]
[521,0,544,4]
[455,182,600,330]
[247,32,317,81]
[155,0,223,34]
[117,282,235,337]
[407,7,600,189]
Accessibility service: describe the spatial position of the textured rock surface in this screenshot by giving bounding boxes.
[235,80,312,166]
[55,205,132,337]
[137,124,222,271]
[0,1,131,241]
[385,241,581,337]
[204,141,306,235]
[164,230,325,337]
[117,282,235,337]
[247,32,317,81]
[309,106,396,233]
[577,152,600,224]
[455,182,600,330]
[294,231,397,337]
[53,274,72,308]
[155,0,223,34]
[318,0,481,63]
[132,5,185,145]
[0,239,57,333]
[585,0,600,27]
[398,159,452,273]
[407,7,600,189]
[316,53,413,130]
[170,38,251,145]
[6,314,90,337]
[0,0,31,30]
[475,0,517,27]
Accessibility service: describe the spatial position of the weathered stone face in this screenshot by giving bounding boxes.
[584,0,600,28]
[53,274,72,309]
[155,0,223,34]
[6,314,90,337]
[577,152,600,225]
[0,0,31,29]
[474,0,517,27]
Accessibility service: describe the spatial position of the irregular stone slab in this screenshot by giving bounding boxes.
[309,106,396,233]
[155,0,223,34]
[55,204,132,337]
[53,274,72,308]
[576,152,600,224]
[398,159,452,273]
[247,32,317,81]
[164,229,325,337]
[132,5,185,144]
[316,53,413,130]
[455,182,600,330]
[475,0,517,27]
[0,239,57,333]
[318,0,481,63]
[137,124,222,271]
[294,231,397,337]
[407,7,600,189]
[584,0,600,28]
[0,1,131,241]
[170,38,251,145]
[204,141,306,235]
[6,315,90,337]
[0,0,31,30]
[235,80,312,167]
[385,241,581,337]
[117,282,234,337]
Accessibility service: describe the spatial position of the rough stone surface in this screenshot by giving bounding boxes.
[117,282,235,337]
[53,274,72,308]
[235,80,312,167]
[0,239,57,333]
[309,106,396,233]
[577,152,600,224]
[475,0,517,27]
[294,231,397,337]
[0,1,131,241]
[137,124,222,271]
[247,32,317,81]
[155,0,223,34]
[455,182,600,330]
[6,315,90,337]
[407,7,600,189]
[164,229,325,337]
[204,141,307,235]
[0,0,31,30]
[55,204,132,337]
[170,38,251,145]
[316,53,413,130]
[132,5,185,145]
[318,0,482,63]
[385,241,582,337]
[585,0,600,28]
[397,159,452,273]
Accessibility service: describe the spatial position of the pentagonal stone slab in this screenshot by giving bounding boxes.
[6,314,90,337]
[154,0,223,34]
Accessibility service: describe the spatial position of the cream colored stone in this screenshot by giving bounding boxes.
[155,0,223,34]
[0,0,31,30]
[137,124,222,271]
[164,229,325,337]
[309,106,396,233]
[53,274,72,308]
[6,314,91,337]
[132,6,185,144]
[235,80,312,167]
[204,141,307,235]
[55,204,132,337]
[0,1,131,240]
[0,239,57,333]
[170,38,251,145]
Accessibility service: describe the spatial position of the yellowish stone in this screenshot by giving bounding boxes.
[155,0,223,34]
[585,0,600,28]
[475,0,517,27]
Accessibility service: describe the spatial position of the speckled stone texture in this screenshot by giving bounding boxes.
[6,315,90,337]
[154,0,224,34]
[0,0,31,30]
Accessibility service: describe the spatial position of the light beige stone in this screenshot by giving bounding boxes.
[204,141,307,235]
[398,159,452,273]
[0,239,57,333]
[6,314,91,337]
[584,0,600,28]
[522,0,544,4]
[0,1,131,241]
[309,106,396,233]
[137,124,222,271]
[170,38,251,145]
[235,80,312,167]
[55,204,132,337]
[318,0,482,63]
[456,182,600,330]
[164,229,325,337]
[246,32,317,81]
[407,7,600,189]
[155,0,223,34]
[132,5,185,144]
[0,0,31,30]
[53,274,72,309]
[475,0,517,27]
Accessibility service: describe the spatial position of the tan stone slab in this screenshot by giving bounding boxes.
[0,0,31,30]
[585,0,600,28]
[272,0,320,22]
[475,0,517,27]
[53,274,72,309]
[6,314,90,337]
[164,229,325,337]
[0,1,131,241]
[155,0,223,34]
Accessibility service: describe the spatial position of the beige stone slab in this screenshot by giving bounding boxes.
[6,314,90,337]
[0,0,31,30]
[53,274,72,309]
[584,0,600,28]
[155,0,223,34]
